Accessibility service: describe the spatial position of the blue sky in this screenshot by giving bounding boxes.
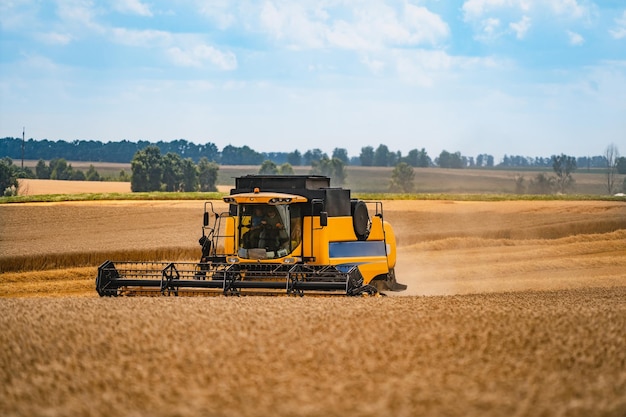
[1,0,625,162]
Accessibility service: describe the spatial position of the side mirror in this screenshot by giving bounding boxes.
[320,211,328,227]
[203,212,209,227]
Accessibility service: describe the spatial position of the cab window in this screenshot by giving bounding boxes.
[237,203,302,259]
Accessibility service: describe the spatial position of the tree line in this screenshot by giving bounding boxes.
[3,137,625,196]
[3,148,625,196]
[130,146,218,192]
[390,152,625,195]
[1,137,619,169]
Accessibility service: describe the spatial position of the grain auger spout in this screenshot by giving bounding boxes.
[96,175,406,297]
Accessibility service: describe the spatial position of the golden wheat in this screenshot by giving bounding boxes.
[2,200,625,296]
[1,287,625,417]
[1,199,625,416]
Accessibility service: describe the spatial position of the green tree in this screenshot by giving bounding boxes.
[278,163,294,175]
[311,157,346,185]
[551,154,577,193]
[259,160,279,174]
[198,157,219,192]
[131,146,162,192]
[118,170,131,182]
[181,158,199,191]
[528,173,555,194]
[303,149,326,165]
[50,158,73,180]
[360,146,374,166]
[437,150,464,169]
[0,157,19,196]
[332,148,349,164]
[287,150,302,166]
[162,152,184,191]
[416,148,431,167]
[514,175,526,194]
[374,144,392,166]
[35,159,51,179]
[390,162,415,193]
[221,144,264,165]
[85,165,100,181]
[617,157,626,175]
[604,144,620,195]
[71,170,86,181]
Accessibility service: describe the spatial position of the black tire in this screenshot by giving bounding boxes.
[351,200,370,240]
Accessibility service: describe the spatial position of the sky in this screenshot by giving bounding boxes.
[1,0,625,162]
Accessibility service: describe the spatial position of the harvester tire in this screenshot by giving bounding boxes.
[351,200,371,241]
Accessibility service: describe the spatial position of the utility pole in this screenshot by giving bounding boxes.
[21,127,25,170]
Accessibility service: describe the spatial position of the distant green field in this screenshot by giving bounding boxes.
[215,165,613,195]
[20,160,616,195]
[21,160,130,178]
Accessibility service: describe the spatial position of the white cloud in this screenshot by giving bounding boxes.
[259,1,449,51]
[610,10,626,39]
[462,0,595,42]
[389,48,504,87]
[402,4,450,46]
[509,15,531,39]
[55,0,103,32]
[260,2,327,49]
[37,32,74,45]
[111,0,153,17]
[108,27,237,70]
[361,55,386,74]
[19,53,61,72]
[549,0,587,20]
[110,28,172,47]
[167,44,237,70]
[480,17,502,40]
[463,0,590,20]
[462,0,512,21]
[196,0,237,29]
[567,30,584,45]
[461,0,533,22]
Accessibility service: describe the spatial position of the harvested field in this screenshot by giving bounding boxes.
[16,178,230,197]
[18,178,131,195]
[4,200,624,294]
[1,199,625,416]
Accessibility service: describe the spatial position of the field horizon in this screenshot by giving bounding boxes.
[15,160,619,195]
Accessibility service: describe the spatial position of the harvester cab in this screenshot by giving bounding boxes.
[96,175,406,297]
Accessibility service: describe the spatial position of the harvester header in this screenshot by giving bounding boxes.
[96,175,406,296]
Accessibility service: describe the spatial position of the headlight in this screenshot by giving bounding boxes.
[226,256,239,263]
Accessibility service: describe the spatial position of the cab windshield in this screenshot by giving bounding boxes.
[237,203,302,259]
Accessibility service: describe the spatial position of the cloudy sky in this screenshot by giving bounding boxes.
[1,0,625,161]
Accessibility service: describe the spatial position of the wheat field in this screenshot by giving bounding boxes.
[1,199,625,416]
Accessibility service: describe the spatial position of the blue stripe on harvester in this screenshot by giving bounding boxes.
[329,241,387,258]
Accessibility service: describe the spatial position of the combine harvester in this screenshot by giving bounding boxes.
[96,175,406,296]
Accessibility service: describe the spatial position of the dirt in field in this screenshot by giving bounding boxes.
[1,199,625,416]
[382,200,626,295]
